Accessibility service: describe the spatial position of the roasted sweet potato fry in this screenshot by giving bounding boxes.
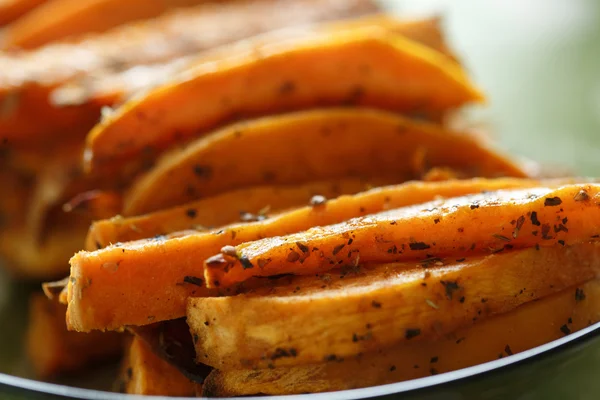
[84,25,484,175]
[206,184,600,288]
[0,0,46,26]
[63,190,122,221]
[116,336,195,396]
[2,0,212,49]
[51,14,455,109]
[87,178,392,250]
[123,109,525,215]
[67,178,568,332]
[190,243,600,369]
[130,319,211,384]
[0,0,379,144]
[1,219,90,279]
[26,293,122,378]
[201,279,600,396]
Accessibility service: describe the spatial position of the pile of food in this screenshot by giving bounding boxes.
[1,0,599,397]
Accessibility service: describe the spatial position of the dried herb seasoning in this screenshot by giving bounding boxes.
[530,211,541,226]
[405,328,421,339]
[183,276,203,286]
[409,242,430,250]
[544,197,562,206]
[440,280,461,300]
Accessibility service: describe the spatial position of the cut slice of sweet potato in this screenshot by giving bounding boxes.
[205,183,600,288]
[1,219,89,279]
[26,293,122,378]
[189,243,600,369]
[2,0,209,49]
[200,278,600,396]
[116,335,195,396]
[84,24,484,175]
[123,108,525,215]
[0,0,47,27]
[0,0,379,145]
[67,178,566,332]
[87,178,392,250]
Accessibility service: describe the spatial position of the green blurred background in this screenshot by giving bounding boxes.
[385,0,600,175]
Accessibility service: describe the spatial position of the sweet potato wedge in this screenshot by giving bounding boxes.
[201,279,600,396]
[116,335,195,396]
[206,183,600,288]
[84,25,484,175]
[1,219,90,279]
[123,109,525,215]
[26,293,122,378]
[1,0,211,49]
[0,0,379,145]
[189,242,600,369]
[67,178,564,332]
[129,319,211,384]
[0,0,46,27]
[51,14,455,109]
[63,190,122,221]
[87,178,392,250]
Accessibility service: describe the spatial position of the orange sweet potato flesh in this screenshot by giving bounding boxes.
[26,293,122,378]
[189,242,600,369]
[87,178,392,250]
[0,0,47,27]
[1,0,211,49]
[116,335,195,396]
[201,278,600,396]
[67,178,560,332]
[84,25,484,175]
[0,0,378,145]
[206,184,600,288]
[123,109,525,215]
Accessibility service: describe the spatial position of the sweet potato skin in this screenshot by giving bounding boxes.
[84,26,484,174]
[26,293,122,378]
[123,109,525,215]
[87,178,391,250]
[206,184,600,288]
[201,279,600,396]
[189,242,600,369]
[67,178,548,331]
[116,335,195,396]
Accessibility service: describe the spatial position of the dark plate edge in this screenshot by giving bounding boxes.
[0,321,598,400]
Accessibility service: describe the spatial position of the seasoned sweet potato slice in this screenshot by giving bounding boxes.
[1,219,90,279]
[206,184,600,288]
[51,14,455,110]
[68,178,560,331]
[87,178,391,250]
[116,335,195,396]
[190,243,600,369]
[2,0,211,49]
[26,293,122,378]
[123,109,525,215]
[201,279,600,396]
[0,0,378,145]
[84,25,484,174]
[0,0,47,27]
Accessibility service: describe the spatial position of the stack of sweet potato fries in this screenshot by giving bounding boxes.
[1,0,598,397]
